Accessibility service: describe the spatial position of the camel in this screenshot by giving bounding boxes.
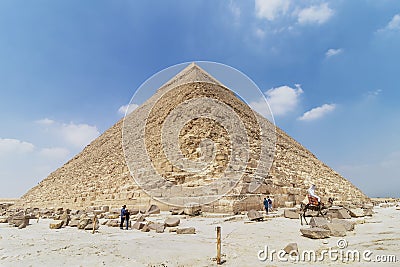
[300,197,334,225]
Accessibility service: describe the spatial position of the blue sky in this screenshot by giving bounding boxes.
[0,0,399,198]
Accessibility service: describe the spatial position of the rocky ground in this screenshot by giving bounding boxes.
[1,202,399,266]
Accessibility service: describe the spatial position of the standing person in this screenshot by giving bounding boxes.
[125,209,130,230]
[120,205,126,229]
[263,198,269,214]
[267,196,272,212]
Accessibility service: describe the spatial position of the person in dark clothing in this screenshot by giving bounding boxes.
[263,198,269,214]
[125,209,130,230]
[120,205,126,229]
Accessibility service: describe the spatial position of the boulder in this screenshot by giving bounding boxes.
[106,220,120,227]
[105,213,119,219]
[148,222,162,231]
[331,218,355,231]
[141,225,150,232]
[129,209,139,216]
[78,218,90,229]
[348,208,364,218]
[156,224,165,233]
[322,223,347,237]
[363,209,373,216]
[69,219,80,227]
[84,222,99,231]
[49,220,64,229]
[183,205,201,216]
[18,222,28,229]
[136,215,147,223]
[283,243,298,256]
[60,212,70,226]
[171,209,185,215]
[247,210,263,221]
[300,227,330,239]
[176,227,196,234]
[309,217,329,228]
[164,217,180,227]
[337,209,351,219]
[132,222,145,230]
[9,215,29,228]
[284,209,299,219]
[145,205,160,215]
[0,216,8,223]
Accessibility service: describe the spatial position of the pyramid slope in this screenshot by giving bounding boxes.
[20,64,369,210]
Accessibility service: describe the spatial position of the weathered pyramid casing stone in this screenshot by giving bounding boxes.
[300,227,330,239]
[18,63,370,212]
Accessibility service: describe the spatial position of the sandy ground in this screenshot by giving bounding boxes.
[1,206,399,267]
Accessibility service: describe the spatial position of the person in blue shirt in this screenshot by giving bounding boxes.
[120,205,126,229]
[263,198,269,214]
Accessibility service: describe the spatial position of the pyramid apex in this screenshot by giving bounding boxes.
[157,62,224,93]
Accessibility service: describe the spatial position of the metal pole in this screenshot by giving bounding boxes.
[216,226,221,264]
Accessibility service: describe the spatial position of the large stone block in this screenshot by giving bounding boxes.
[300,227,330,239]
[176,227,196,234]
[309,217,329,228]
[322,223,347,237]
[284,209,299,219]
[49,220,64,229]
[247,210,263,221]
[164,217,180,227]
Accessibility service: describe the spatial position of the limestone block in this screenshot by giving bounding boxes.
[132,222,145,230]
[164,217,180,227]
[322,223,346,237]
[331,218,355,231]
[283,243,298,255]
[0,216,7,223]
[348,208,364,218]
[247,210,263,221]
[337,209,351,219]
[284,209,299,219]
[309,217,329,228]
[176,227,196,234]
[300,227,330,239]
[49,220,64,229]
[145,204,160,215]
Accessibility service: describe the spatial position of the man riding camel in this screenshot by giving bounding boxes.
[307,184,321,206]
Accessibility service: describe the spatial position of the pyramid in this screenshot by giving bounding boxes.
[20,63,369,212]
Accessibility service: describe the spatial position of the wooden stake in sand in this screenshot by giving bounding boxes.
[92,214,97,234]
[216,226,221,265]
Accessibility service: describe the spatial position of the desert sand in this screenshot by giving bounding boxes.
[1,206,399,267]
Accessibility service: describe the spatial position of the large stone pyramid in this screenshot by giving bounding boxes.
[20,63,369,212]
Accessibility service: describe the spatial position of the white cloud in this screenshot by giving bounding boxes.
[255,0,291,21]
[298,103,336,121]
[35,118,55,125]
[325,48,343,58]
[255,28,266,39]
[297,3,334,25]
[249,98,272,119]
[229,0,241,22]
[264,84,303,116]
[118,103,138,116]
[60,123,99,148]
[0,138,35,156]
[386,14,400,31]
